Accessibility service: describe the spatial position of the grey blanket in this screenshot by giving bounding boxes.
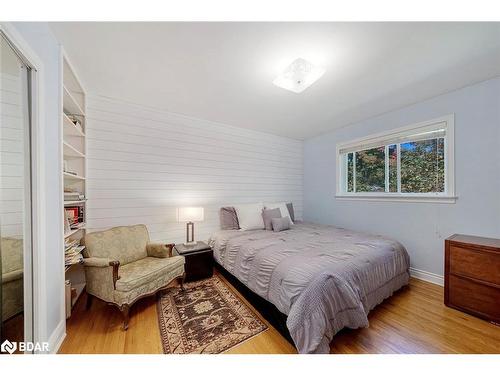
[209,222,410,354]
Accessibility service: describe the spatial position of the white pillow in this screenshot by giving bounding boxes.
[233,202,265,231]
[264,202,294,225]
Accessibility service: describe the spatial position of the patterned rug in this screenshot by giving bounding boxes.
[157,275,268,354]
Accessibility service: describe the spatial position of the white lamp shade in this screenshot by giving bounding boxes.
[177,207,204,222]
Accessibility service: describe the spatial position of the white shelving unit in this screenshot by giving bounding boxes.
[61,51,87,317]
[63,171,86,180]
[64,227,85,239]
[63,113,85,137]
[63,141,86,158]
[63,85,85,117]
[64,200,87,206]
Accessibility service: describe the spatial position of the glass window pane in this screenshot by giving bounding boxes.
[388,144,398,192]
[400,138,445,193]
[347,152,353,192]
[355,146,385,192]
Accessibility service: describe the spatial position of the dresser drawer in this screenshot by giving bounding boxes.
[449,245,500,284]
[448,274,500,322]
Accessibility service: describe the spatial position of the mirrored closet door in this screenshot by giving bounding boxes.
[0,31,33,350]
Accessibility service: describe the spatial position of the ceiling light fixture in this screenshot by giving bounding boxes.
[273,58,325,93]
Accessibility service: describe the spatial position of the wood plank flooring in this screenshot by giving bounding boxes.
[2,314,24,353]
[59,273,500,354]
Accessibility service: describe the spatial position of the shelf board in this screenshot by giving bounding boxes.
[63,114,85,137]
[64,227,85,238]
[63,172,85,181]
[63,141,85,159]
[69,222,86,230]
[71,282,86,307]
[63,86,85,117]
[64,200,86,206]
[65,259,84,273]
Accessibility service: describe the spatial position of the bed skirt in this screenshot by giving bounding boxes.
[214,262,295,346]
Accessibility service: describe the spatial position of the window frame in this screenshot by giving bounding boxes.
[335,114,456,203]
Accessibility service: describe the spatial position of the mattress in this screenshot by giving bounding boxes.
[209,222,410,354]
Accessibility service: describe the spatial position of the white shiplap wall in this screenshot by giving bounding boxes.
[86,96,303,244]
[0,72,25,238]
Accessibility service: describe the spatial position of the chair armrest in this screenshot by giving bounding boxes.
[83,257,121,289]
[84,257,115,267]
[2,269,23,283]
[147,243,174,258]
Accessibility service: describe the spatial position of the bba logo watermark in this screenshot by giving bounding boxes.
[1,339,49,354]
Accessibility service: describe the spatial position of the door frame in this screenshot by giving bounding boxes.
[0,22,47,352]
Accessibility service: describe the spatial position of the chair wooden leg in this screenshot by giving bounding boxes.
[178,273,186,291]
[120,304,130,330]
[86,294,93,311]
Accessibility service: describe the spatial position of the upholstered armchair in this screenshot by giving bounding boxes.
[83,224,185,329]
[1,237,24,322]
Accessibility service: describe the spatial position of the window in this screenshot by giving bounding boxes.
[336,115,455,203]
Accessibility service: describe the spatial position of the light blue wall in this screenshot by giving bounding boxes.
[304,77,500,276]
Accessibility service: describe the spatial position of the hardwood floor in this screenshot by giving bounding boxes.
[58,274,500,354]
[2,314,24,353]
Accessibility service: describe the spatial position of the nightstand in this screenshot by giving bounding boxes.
[174,241,213,282]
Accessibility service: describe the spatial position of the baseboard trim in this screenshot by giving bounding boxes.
[410,267,444,286]
[47,319,66,354]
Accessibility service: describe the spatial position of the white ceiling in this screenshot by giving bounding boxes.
[50,22,500,139]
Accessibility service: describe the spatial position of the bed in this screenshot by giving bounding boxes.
[208,222,410,354]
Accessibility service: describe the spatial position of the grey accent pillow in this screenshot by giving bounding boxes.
[262,208,281,231]
[286,203,295,222]
[219,207,239,230]
[272,217,290,232]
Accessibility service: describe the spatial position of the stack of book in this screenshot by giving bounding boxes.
[65,205,85,229]
[65,238,85,267]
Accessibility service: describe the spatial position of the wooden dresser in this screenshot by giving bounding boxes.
[445,234,500,324]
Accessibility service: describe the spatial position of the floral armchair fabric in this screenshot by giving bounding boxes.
[83,224,185,329]
[1,237,24,322]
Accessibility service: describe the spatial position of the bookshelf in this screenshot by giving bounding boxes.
[63,141,86,158]
[63,171,86,180]
[61,51,87,319]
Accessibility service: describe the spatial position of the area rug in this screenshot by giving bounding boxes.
[157,275,268,354]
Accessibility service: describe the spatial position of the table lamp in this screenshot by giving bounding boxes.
[177,207,204,245]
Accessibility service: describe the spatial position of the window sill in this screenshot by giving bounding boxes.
[335,194,457,204]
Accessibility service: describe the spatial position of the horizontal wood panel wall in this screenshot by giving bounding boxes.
[0,72,24,238]
[86,96,303,244]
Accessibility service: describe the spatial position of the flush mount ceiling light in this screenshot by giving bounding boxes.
[273,58,325,93]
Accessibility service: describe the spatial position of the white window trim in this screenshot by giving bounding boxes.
[335,114,456,203]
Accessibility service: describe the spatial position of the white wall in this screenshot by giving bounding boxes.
[86,96,303,244]
[304,77,500,280]
[10,22,64,349]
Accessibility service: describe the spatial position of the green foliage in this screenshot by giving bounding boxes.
[355,147,385,192]
[400,139,444,193]
[388,145,398,192]
[347,153,354,192]
[346,138,445,194]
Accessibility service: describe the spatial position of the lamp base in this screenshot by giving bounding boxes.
[185,221,195,245]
